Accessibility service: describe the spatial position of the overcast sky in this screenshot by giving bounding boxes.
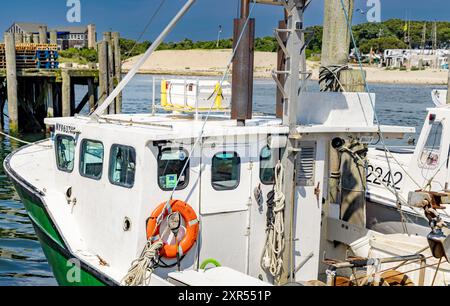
[1,0,448,42]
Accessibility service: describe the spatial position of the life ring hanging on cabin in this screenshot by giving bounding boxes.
[146,200,199,259]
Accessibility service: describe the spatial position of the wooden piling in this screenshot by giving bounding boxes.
[32,34,40,44]
[14,33,23,44]
[88,24,97,49]
[103,32,115,114]
[4,32,19,135]
[321,0,353,70]
[98,41,108,108]
[39,26,48,44]
[49,30,58,45]
[61,69,71,117]
[87,78,96,112]
[0,82,5,131]
[112,32,122,114]
[24,34,31,44]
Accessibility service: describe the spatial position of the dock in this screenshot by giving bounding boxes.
[0,31,122,134]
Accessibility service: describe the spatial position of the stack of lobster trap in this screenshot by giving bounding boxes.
[0,43,59,69]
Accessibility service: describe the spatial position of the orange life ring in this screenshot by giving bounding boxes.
[146,200,199,259]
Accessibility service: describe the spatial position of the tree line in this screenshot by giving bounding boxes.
[59,19,450,63]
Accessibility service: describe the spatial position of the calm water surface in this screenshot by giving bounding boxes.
[0,74,444,285]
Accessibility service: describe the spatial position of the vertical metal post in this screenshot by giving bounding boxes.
[276,18,287,119]
[279,0,306,285]
[152,76,156,115]
[231,0,255,124]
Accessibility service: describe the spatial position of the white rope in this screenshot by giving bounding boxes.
[122,226,169,286]
[261,161,285,281]
[0,130,51,148]
[122,241,164,286]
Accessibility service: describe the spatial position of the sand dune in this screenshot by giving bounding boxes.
[122,49,448,85]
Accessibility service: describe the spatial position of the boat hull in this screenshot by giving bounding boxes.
[4,148,116,286]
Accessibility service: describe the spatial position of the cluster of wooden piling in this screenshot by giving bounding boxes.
[98,32,122,115]
[0,31,122,135]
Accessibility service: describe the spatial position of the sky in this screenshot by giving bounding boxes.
[0,0,449,42]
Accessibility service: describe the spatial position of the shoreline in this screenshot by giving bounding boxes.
[122,49,449,86]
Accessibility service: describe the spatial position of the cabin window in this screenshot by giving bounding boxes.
[212,152,241,191]
[109,145,136,188]
[260,146,280,185]
[80,140,104,180]
[420,122,443,168]
[55,135,75,173]
[158,148,189,191]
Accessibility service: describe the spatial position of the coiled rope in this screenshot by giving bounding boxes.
[261,161,285,282]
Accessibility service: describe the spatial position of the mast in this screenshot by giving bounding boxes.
[432,21,437,51]
[276,0,309,285]
[421,22,427,54]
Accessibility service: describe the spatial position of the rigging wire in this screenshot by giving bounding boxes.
[124,0,167,60]
[338,0,410,234]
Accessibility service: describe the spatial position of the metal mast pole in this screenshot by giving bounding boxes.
[91,0,196,119]
[278,0,308,285]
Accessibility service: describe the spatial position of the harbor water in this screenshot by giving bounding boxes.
[0,74,444,285]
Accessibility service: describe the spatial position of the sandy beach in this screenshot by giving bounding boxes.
[122,49,448,85]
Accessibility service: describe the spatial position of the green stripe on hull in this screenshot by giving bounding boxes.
[13,183,65,247]
[38,232,106,286]
[11,181,114,286]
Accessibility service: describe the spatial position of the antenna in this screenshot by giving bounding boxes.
[421,22,427,53]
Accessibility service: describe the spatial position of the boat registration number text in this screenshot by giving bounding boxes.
[366,164,403,190]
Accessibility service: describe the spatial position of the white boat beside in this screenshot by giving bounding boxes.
[366,90,450,236]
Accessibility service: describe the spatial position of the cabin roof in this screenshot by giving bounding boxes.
[45,114,288,141]
[45,113,414,142]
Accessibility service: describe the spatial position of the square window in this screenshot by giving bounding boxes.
[212,152,240,191]
[158,148,189,191]
[109,145,136,188]
[80,140,104,180]
[260,146,280,185]
[55,135,75,172]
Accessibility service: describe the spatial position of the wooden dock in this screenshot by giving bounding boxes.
[0,31,121,135]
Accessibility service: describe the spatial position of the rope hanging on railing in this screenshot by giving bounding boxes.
[261,161,285,282]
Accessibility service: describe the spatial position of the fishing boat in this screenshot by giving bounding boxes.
[366,89,450,236]
[5,0,450,286]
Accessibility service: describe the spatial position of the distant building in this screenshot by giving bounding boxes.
[6,22,95,50]
[7,22,46,35]
[54,26,89,50]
